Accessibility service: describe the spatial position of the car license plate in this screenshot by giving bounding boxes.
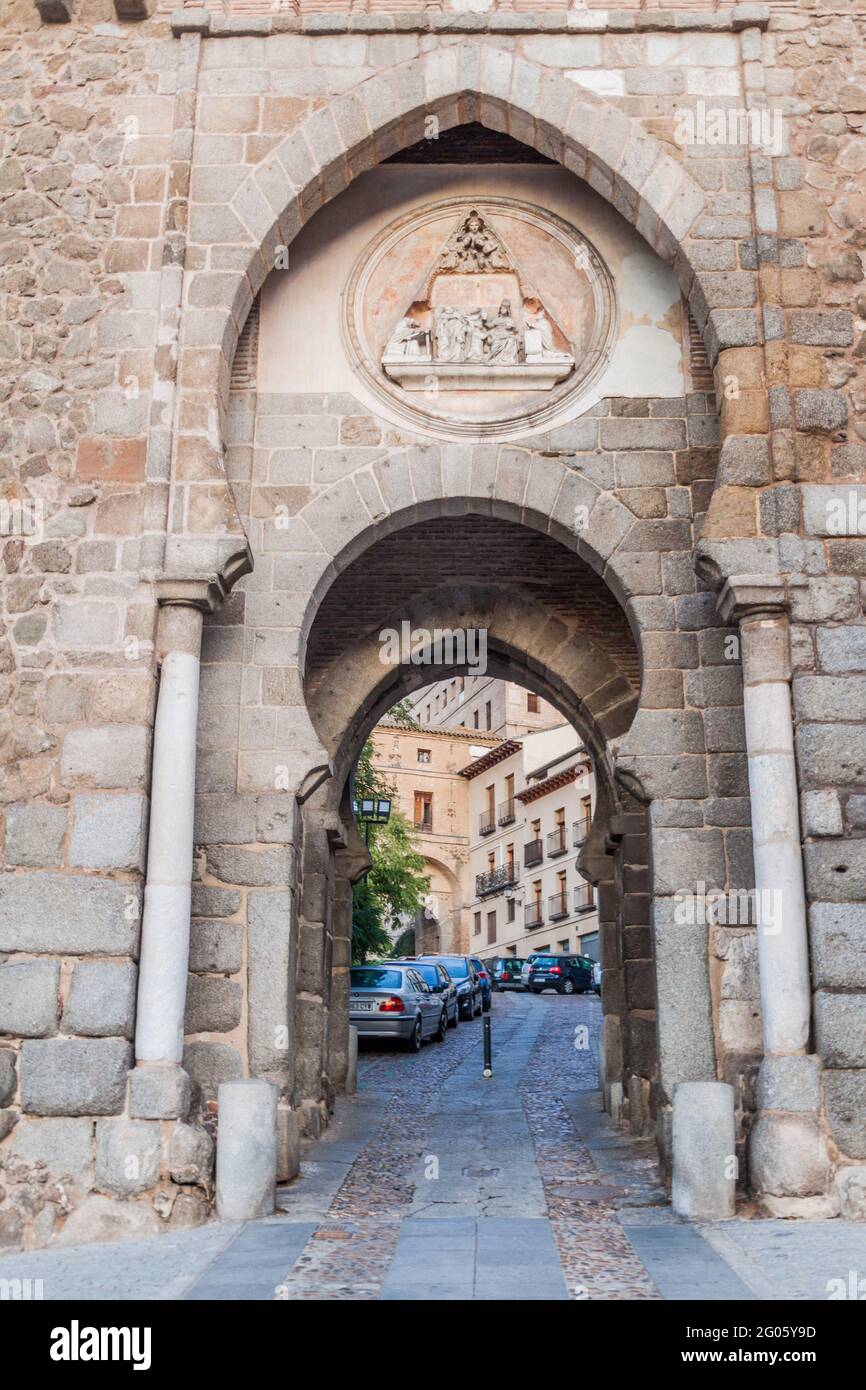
[352,1001,374,1011]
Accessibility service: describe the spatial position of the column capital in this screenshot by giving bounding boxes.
[717,574,788,625]
[156,576,227,614]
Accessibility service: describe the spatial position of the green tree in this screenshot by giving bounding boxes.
[350,704,429,962]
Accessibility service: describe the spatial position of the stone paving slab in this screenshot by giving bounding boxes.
[0,1223,237,1301]
[698,1222,866,1301]
[379,1216,568,1301]
[184,1220,317,1301]
[623,1225,756,1302]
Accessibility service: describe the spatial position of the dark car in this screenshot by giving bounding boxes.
[421,954,483,1020]
[528,953,594,996]
[391,957,460,1028]
[469,957,493,1012]
[491,958,526,991]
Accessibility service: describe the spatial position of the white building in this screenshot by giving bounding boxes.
[459,723,599,963]
[408,675,562,739]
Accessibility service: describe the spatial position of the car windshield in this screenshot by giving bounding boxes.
[438,958,469,978]
[411,964,440,986]
[351,967,405,989]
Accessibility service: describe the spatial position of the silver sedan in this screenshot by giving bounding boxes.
[349,963,448,1052]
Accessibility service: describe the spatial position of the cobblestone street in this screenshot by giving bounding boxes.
[3,990,865,1302]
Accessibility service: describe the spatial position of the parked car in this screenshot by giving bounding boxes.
[591,960,602,995]
[421,954,483,1020]
[491,958,526,991]
[349,963,447,1050]
[520,952,545,988]
[469,956,493,1012]
[391,957,460,1028]
[527,953,595,995]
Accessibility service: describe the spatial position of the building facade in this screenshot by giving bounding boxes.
[1,0,866,1249]
[409,675,562,738]
[462,724,600,962]
[369,717,497,953]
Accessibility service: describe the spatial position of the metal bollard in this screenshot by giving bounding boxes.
[482,1014,493,1079]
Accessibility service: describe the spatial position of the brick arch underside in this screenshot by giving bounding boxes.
[304,513,641,788]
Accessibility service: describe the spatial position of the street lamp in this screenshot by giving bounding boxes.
[354,796,392,845]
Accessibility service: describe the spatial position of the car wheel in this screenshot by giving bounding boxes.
[561,978,576,995]
[404,1018,422,1053]
[448,1002,459,1028]
[436,1007,448,1043]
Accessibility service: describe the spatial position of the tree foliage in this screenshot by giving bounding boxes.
[350,703,429,963]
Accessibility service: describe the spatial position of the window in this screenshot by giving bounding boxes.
[474,911,482,936]
[559,940,570,953]
[487,911,496,945]
[414,791,433,831]
[485,700,492,730]
[527,692,539,713]
[473,710,479,729]
[507,898,516,923]
[417,748,431,764]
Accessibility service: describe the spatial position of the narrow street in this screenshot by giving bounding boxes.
[2,992,864,1302]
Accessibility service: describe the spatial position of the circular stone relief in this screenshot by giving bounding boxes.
[342,197,617,441]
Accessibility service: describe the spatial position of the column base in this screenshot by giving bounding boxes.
[128,1062,191,1120]
[749,1111,831,1200]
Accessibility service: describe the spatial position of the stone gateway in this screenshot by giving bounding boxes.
[1,0,866,1250]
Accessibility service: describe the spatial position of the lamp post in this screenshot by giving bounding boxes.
[354,795,392,845]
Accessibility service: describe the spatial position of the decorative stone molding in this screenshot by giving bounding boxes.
[170,6,771,39]
[345,197,612,439]
[717,574,788,624]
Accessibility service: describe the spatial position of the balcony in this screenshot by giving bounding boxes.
[413,817,433,834]
[573,817,592,847]
[475,864,516,899]
[524,838,543,869]
[498,798,516,826]
[479,810,496,837]
[525,903,544,929]
[547,827,568,858]
[574,882,595,913]
[548,891,569,921]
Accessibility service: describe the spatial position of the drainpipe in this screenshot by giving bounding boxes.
[129,579,220,1115]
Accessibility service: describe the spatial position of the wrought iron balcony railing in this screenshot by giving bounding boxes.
[574,882,594,913]
[524,838,543,869]
[525,903,544,929]
[573,818,592,847]
[479,811,496,837]
[475,864,516,899]
[497,799,516,826]
[547,827,567,857]
[548,891,569,921]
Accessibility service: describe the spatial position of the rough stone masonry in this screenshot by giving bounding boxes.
[1,0,866,1250]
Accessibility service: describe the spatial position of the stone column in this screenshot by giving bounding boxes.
[130,579,219,1119]
[718,576,829,1206]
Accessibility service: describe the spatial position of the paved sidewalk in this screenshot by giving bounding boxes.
[0,993,863,1301]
